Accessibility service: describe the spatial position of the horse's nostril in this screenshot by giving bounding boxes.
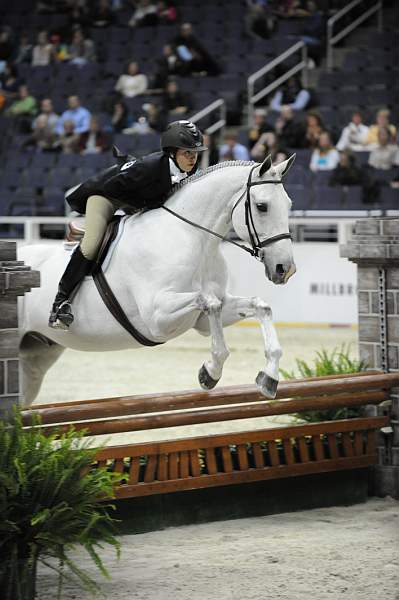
[276,264,285,275]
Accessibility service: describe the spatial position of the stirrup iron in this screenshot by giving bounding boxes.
[49,299,74,330]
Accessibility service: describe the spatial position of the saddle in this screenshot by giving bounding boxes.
[66,215,122,269]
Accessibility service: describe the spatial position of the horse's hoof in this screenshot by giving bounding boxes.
[198,364,219,390]
[256,371,278,399]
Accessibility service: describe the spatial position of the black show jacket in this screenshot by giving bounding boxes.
[65,151,174,214]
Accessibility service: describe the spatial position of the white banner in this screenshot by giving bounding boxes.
[222,242,358,325]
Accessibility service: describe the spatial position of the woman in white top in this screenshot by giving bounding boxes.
[115,61,148,98]
[310,131,340,172]
[336,110,369,152]
[32,31,54,67]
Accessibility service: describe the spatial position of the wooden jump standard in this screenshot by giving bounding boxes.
[22,371,395,500]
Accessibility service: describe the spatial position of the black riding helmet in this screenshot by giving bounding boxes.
[161,120,208,152]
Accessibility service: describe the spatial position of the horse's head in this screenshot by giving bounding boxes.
[231,155,296,285]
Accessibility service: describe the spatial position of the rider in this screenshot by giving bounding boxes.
[49,120,207,330]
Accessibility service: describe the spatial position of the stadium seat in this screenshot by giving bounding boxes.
[286,184,308,211]
[380,187,399,210]
[313,186,343,210]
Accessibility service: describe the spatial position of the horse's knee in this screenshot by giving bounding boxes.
[197,294,223,314]
[252,297,273,319]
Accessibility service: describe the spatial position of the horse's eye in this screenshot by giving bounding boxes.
[256,203,268,213]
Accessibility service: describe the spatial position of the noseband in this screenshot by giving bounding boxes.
[162,163,292,260]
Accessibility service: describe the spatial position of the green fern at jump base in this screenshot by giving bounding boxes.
[0,410,125,600]
[280,345,368,423]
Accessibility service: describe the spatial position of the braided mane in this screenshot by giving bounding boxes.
[168,160,255,198]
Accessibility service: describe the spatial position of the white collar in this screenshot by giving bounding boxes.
[169,158,188,184]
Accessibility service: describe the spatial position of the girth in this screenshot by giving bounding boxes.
[91,217,163,347]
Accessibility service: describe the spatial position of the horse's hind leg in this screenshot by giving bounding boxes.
[196,295,230,390]
[19,333,65,407]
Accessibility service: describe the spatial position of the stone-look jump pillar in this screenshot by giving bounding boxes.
[0,241,40,419]
[341,218,399,499]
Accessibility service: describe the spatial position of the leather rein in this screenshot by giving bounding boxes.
[162,164,292,260]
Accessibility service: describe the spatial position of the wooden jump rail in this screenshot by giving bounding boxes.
[22,371,395,499]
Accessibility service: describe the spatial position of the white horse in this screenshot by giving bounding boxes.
[18,155,296,407]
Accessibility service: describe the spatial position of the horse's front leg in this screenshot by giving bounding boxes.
[199,294,282,399]
[196,294,230,390]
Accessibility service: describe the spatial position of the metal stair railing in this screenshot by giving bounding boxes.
[190,98,227,136]
[327,0,383,70]
[247,40,308,127]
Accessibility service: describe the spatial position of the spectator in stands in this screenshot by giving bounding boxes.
[115,61,148,98]
[162,79,191,117]
[129,0,158,27]
[304,110,324,149]
[270,76,311,112]
[15,32,33,64]
[368,127,399,171]
[301,0,326,67]
[219,130,250,161]
[69,28,96,65]
[276,0,317,18]
[58,119,80,153]
[66,0,90,29]
[274,106,304,148]
[329,151,364,186]
[56,95,91,135]
[142,102,166,133]
[153,44,185,88]
[0,63,21,110]
[173,23,221,76]
[124,102,166,134]
[246,0,276,40]
[90,0,115,27]
[22,114,59,152]
[37,0,75,13]
[32,31,54,67]
[336,111,369,152]
[248,108,274,148]
[310,131,339,171]
[0,28,15,72]
[33,98,59,132]
[78,116,110,154]
[157,1,177,25]
[6,84,37,131]
[110,99,130,132]
[251,131,288,164]
[365,109,397,149]
[50,33,70,62]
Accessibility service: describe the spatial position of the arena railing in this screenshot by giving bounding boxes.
[327,0,383,70]
[247,40,308,127]
[0,215,386,246]
[190,98,227,137]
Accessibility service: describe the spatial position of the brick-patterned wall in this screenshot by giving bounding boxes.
[0,241,40,418]
[341,218,399,498]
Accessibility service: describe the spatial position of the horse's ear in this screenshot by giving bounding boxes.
[257,154,273,177]
[276,154,296,178]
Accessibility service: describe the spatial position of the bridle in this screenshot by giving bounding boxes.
[162,163,292,261]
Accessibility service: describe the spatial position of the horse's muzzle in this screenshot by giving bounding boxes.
[268,262,296,285]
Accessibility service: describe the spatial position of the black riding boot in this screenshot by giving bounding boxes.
[49,246,94,330]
